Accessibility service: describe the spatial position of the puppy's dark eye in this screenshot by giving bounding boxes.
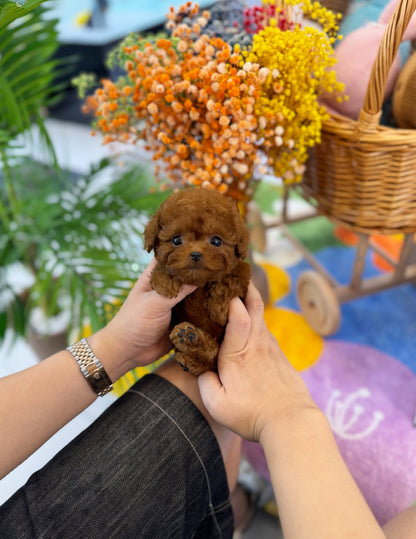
[172,235,183,246]
[210,236,223,247]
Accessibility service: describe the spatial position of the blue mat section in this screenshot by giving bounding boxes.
[278,246,416,373]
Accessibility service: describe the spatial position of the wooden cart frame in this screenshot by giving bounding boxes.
[264,185,416,338]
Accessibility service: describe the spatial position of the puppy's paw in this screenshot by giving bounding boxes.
[170,322,218,376]
[170,322,200,351]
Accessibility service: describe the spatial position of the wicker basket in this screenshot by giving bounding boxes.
[299,0,416,235]
[393,50,416,128]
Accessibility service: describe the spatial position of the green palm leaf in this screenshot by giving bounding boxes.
[0,0,63,150]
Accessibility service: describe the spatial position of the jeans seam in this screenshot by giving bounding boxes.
[203,499,232,519]
[131,388,224,537]
[211,499,232,512]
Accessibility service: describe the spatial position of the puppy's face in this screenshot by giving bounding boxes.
[144,189,249,286]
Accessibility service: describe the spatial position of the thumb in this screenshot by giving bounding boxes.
[198,370,225,414]
[220,296,251,356]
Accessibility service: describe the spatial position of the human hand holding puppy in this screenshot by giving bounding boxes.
[198,282,317,442]
[199,284,387,539]
[88,258,197,382]
[144,188,251,376]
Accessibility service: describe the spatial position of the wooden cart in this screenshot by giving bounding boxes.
[266,186,416,338]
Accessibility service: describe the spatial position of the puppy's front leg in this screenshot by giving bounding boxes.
[170,322,218,375]
[151,264,182,298]
[207,262,251,325]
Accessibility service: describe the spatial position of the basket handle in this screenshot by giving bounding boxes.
[358,0,416,131]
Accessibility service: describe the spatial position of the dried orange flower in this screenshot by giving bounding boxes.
[81,1,344,198]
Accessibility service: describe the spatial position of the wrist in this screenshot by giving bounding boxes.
[86,328,133,384]
[86,327,166,381]
[259,402,329,454]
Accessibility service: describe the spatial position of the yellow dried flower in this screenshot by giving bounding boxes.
[243,21,344,181]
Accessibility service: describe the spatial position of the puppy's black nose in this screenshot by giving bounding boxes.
[190,251,202,262]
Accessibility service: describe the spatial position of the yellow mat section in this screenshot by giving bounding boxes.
[257,261,291,304]
[260,261,323,371]
[263,305,322,371]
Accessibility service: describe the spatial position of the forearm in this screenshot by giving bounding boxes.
[261,409,385,539]
[0,329,125,479]
[0,350,100,479]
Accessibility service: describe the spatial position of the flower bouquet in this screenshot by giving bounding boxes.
[79,0,345,202]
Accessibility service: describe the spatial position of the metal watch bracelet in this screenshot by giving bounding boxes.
[67,338,113,396]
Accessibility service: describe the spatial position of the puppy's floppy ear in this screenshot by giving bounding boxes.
[143,209,161,252]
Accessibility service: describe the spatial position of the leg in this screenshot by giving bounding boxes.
[383,505,416,539]
[0,370,234,538]
[156,357,241,492]
[156,358,247,535]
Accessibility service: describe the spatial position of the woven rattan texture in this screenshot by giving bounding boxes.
[301,0,416,234]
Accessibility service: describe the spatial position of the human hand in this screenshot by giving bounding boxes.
[88,259,196,381]
[198,282,318,444]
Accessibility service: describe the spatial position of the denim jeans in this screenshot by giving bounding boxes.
[0,374,233,538]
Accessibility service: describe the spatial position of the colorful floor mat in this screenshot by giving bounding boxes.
[243,193,416,525]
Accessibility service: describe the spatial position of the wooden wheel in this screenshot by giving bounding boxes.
[296,270,340,336]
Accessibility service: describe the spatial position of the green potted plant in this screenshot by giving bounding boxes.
[0,0,165,354]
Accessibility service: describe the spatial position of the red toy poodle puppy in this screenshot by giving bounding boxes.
[144,188,251,375]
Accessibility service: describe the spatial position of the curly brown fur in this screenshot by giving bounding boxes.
[144,188,251,375]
